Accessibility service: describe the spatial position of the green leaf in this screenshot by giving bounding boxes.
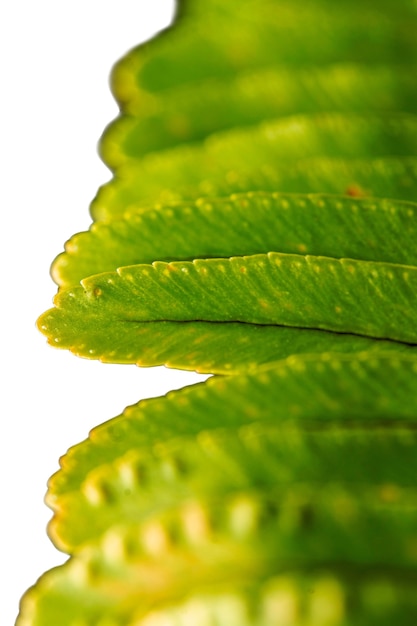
[102,64,417,166]
[126,571,417,626]
[53,192,417,289]
[36,318,417,375]
[48,353,417,509]
[18,488,417,626]
[91,155,417,220]
[91,114,417,220]
[111,3,417,99]
[53,429,417,548]
[40,253,417,349]
[24,0,417,623]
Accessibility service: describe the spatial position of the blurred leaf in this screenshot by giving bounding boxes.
[91,113,417,220]
[102,64,417,166]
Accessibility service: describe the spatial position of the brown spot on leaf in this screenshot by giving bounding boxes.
[345,184,367,198]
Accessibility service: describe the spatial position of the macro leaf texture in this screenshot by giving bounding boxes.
[20,1,417,624]
[53,192,417,288]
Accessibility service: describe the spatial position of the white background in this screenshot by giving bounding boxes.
[1,2,208,623]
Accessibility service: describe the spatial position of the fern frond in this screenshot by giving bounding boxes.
[111,2,417,99]
[48,352,417,500]
[91,113,417,220]
[52,192,417,288]
[20,0,417,624]
[102,64,417,166]
[18,488,417,625]
[40,252,417,343]
[45,353,417,551]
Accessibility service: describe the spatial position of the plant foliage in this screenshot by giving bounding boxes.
[18,1,417,624]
